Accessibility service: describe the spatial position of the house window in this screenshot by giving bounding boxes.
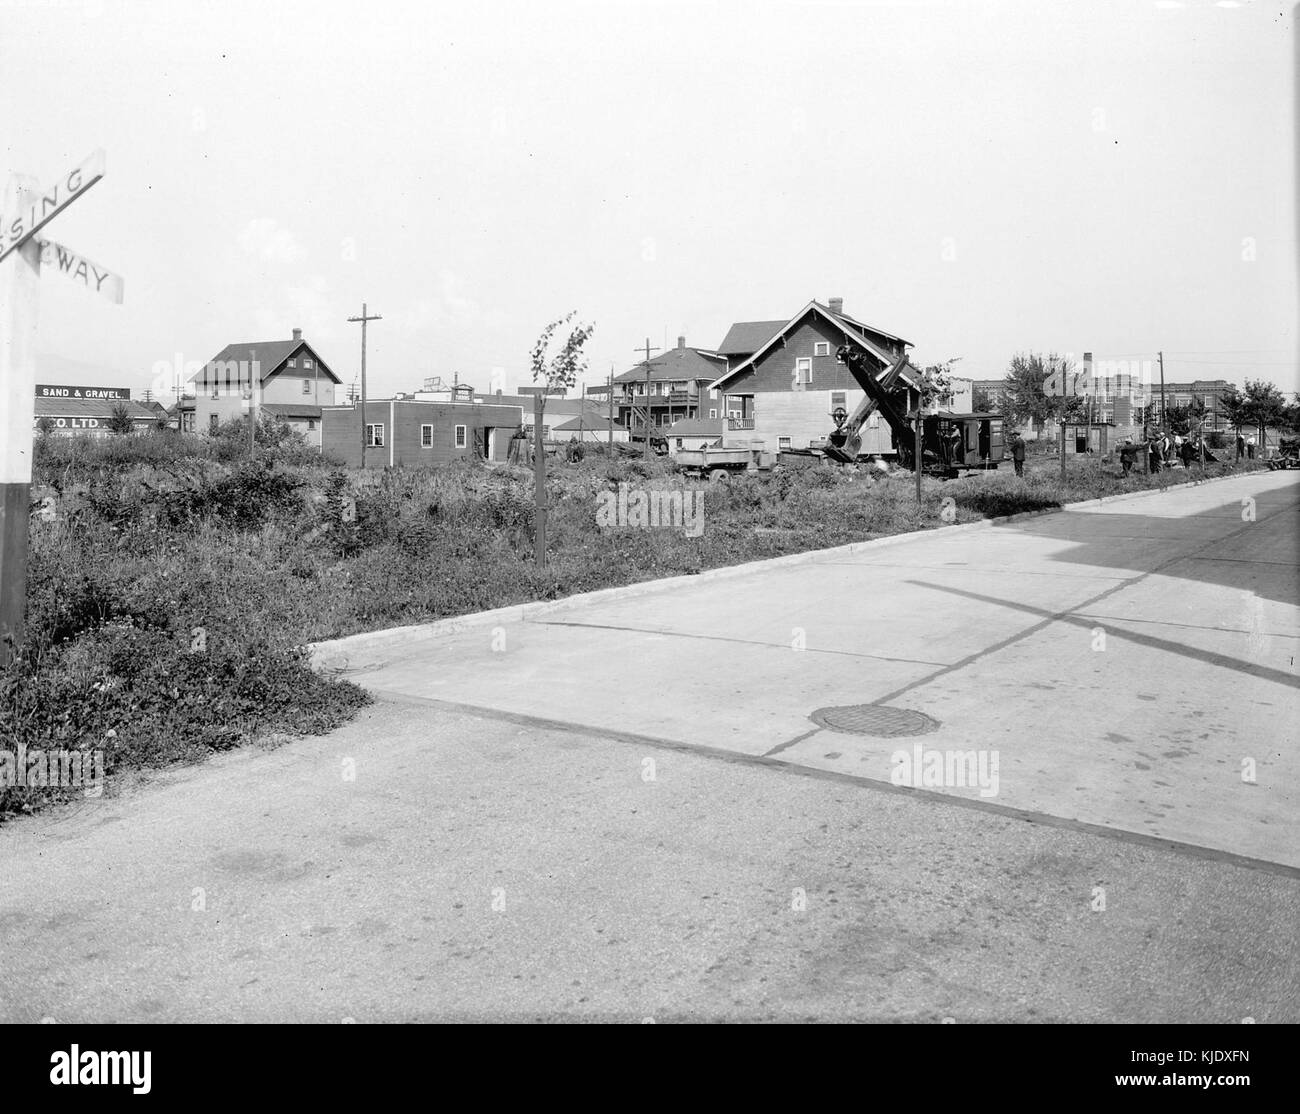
[709,408,717,419]
[454,425,467,448]
[307,420,316,431]
[831,392,846,409]
[795,358,812,384]
[676,438,684,450]
[211,384,220,399]
[208,413,219,433]
[421,424,433,447]
[814,342,831,357]
[286,358,296,368]
[366,423,384,447]
[779,436,791,450]
[304,358,314,370]
[302,379,311,394]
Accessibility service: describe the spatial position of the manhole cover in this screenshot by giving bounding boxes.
[810,704,940,738]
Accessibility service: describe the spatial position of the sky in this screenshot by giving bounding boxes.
[1,0,1295,405]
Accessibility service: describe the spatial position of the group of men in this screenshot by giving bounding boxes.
[1118,432,1218,476]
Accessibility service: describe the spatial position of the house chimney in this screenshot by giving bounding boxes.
[677,335,686,350]
[292,327,302,342]
[828,297,843,316]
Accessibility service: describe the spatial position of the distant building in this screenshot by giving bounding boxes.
[33,384,156,436]
[609,337,728,436]
[552,413,629,443]
[185,327,342,446]
[320,399,523,467]
[666,417,724,455]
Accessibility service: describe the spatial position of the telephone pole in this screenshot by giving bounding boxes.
[248,347,257,460]
[635,338,660,461]
[1157,349,1166,432]
[607,363,614,452]
[348,303,382,467]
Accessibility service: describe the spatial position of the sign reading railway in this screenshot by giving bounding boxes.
[1,149,120,666]
[0,149,106,264]
[37,239,125,303]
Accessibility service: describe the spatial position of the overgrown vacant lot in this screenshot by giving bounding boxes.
[0,431,1258,817]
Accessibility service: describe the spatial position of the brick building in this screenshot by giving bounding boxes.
[320,399,523,467]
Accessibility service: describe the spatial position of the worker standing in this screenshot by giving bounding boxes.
[1119,439,1137,477]
[1009,431,1026,477]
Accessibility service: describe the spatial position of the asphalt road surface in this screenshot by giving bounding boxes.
[2,471,1296,1022]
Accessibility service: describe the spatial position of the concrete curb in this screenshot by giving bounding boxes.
[308,467,1263,672]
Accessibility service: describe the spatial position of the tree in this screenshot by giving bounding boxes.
[972,385,998,412]
[35,415,56,438]
[530,310,596,428]
[1219,385,1249,455]
[106,403,135,435]
[1001,352,1086,431]
[918,360,959,411]
[528,311,594,567]
[1241,378,1286,450]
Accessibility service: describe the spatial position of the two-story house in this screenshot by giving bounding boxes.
[608,337,729,437]
[185,328,342,446]
[709,297,922,456]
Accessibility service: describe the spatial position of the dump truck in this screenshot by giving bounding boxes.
[674,445,752,481]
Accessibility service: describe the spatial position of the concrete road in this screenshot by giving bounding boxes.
[1,471,1295,1022]
[320,470,1300,873]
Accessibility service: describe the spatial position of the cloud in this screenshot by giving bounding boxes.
[237,218,302,264]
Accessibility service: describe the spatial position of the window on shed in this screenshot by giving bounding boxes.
[421,424,433,447]
[454,425,467,448]
[366,423,384,447]
[778,436,791,450]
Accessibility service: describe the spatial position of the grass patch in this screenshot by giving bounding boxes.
[2,437,1265,820]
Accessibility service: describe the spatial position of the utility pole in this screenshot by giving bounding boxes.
[348,303,382,468]
[607,363,614,452]
[1158,350,1166,432]
[635,338,661,461]
[248,347,257,460]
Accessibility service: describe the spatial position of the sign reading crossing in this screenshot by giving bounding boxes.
[2,150,119,666]
[0,149,106,264]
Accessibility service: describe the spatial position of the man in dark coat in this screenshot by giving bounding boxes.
[1180,438,1197,469]
[1009,431,1026,477]
[1119,439,1137,476]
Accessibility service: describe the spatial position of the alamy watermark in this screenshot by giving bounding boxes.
[595,483,705,538]
[891,744,999,798]
[0,745,105,797]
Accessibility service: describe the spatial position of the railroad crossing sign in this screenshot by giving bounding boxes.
[1,149,121,664]
[0,149,105,263]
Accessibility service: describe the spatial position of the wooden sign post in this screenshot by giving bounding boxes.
[0,151,119,665]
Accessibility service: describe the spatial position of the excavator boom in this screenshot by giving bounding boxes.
[824,346,916,464]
